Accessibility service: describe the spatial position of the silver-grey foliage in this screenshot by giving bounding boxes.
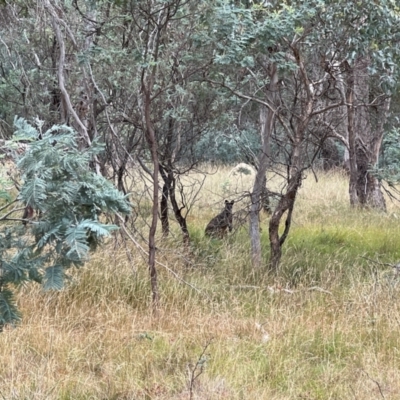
[0,118,131,330]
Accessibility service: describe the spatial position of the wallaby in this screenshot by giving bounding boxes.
[205,200,234,238]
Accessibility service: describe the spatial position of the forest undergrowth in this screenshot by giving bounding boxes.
[2,168,400,399]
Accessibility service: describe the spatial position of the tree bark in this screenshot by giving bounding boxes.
[46,2,92,147]
[143,87,160,308]
[160,184,170,237]
[268,172,301,271]
[346,57,388,211]
[159,164,190,245]
[268,45,313,271]
[138,3,174,309]
[249,62,278,268]
[168,170,190,246]
[159,164,170,238]
[346,64,359,206]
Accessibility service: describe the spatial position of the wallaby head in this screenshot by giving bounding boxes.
[224,199,234,213]
[205,199,235,238]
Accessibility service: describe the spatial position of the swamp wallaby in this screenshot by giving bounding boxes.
[205,200,234,238]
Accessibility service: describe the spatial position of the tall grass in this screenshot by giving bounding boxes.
[1,168,400,399]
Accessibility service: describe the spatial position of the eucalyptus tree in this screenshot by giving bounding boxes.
[205,1,352,269]
[1,0,222,305]
[2,0,398,279]
[319,0,400,210]
[105,0,224,303]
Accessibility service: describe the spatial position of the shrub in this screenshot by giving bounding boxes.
[0,118,130,330]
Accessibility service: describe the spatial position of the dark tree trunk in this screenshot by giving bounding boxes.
[50,35,66,124]
[346,57,388,211]
[159,164,190,245]
[160,182,170,237]
[168,170,190,246]
[159,165,170,237]
[269,172,301,271]
[346,66,358,206]
[116,130,137,195]
[267,45,313,271]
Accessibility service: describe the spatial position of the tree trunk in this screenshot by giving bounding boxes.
[160,182,169,237]
[159,164,190,245]
[346,64,359,206]
[347,57,388,211]
[168,170,190,246]
[249,62,278,268]
[159,166,170,237]
[268,172,301,271]
[267,45,313,271]
[143,87,160,308]
[138,3,173,310]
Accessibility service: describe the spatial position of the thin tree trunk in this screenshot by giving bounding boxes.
[268,172,301,271]
[267,45,312,270]
[346,64,358,206]
[159,116,174,239]
[159,165,170,237]
[137,3,172,311]
[116,131,137,196]
[160,183,169,237]
[159,164,190,245]
[143,87,159,308]
[249,62,278,268]
[364,96,390,209]
[168,169,190,246]
[46,2,92,147]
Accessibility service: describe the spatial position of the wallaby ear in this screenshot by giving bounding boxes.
[225,200,229,204]
[231,200,235,205]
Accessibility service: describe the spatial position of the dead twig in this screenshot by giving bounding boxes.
[188,338,213,400]
[361,369,385,399]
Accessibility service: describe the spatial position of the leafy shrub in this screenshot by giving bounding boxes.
[0,118,130,330]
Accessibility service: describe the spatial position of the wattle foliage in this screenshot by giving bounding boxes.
[0,118,131,330]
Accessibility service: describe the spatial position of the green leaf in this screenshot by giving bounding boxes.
[43,265,64,291]
[78,220,118,237]
[0,288,21,328]
[65,225,90,261]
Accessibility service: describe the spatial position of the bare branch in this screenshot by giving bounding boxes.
[207,79,277,113]
[319,120,349,149]
[44,1,92,147]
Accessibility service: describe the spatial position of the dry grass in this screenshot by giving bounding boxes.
[2,167,400,399]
